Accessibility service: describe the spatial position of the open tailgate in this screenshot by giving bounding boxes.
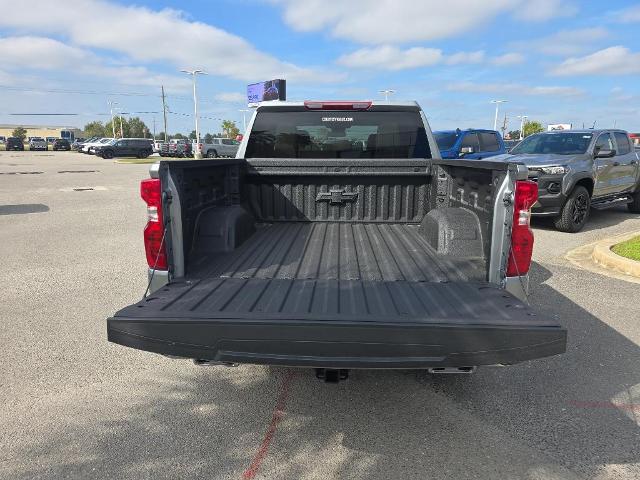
[108,278,566,368]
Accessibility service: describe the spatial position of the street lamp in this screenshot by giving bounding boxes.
[490,100,507,131]
[239,109,250,132]
[517,115,528,140]
[379,89,395,102]
[181,69,207,159]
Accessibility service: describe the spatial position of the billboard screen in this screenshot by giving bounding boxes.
[247,79,286,106]
[547,123,572,131]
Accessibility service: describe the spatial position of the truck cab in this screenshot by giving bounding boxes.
[434,129,506,160]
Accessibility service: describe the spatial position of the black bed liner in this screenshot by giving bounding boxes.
[191,222,485,282]
[109,221,566,368]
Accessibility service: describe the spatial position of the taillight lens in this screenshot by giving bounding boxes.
[506,180,538,277]
[140,178,168,270]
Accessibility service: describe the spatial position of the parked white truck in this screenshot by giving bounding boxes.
[107,100,566,381]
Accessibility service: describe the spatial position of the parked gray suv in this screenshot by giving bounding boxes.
[494,130,640,232]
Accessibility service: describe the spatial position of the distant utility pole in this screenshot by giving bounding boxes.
[161,86,168,142]
[501,113,508,138]
[153,116,156,139]
[108,100,117,137]
[239,109,250,132]
[379,89,395,102]
[518,115,528,139]
[118,109,124,138]
[490,100,507,131]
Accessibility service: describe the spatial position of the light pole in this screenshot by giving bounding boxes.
[518,115,528,140]
[181,69,207,159]
[239,109,250,132]
[108,101,117,138]
[490,100,507,131]
[379,89,395,102]
[117,106,125,138]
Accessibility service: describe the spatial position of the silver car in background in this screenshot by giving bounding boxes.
[29,137,48,151]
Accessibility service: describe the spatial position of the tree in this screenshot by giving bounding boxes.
[204,133,213,143]
[105,116,129,138]
[221,120,239,139]
[523,120,544,137]
[507,130,521,140]
[12,126,27,141]
[189,130,197,140]
[83,121,105,138]
[172,133,185,140]
[155,132,165,140]
[127,117,148,138]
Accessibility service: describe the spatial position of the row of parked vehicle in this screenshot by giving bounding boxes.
[155,137,240,158]
[73,137,154,159]
[3,136,72,151]
[70,136,240,159]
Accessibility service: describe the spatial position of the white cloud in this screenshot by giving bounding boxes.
[0,36,190,91]
[448,81,583,97]
[549,46,640,76]
[0,0,337,83]
[514,27,609,56]
[511,0,577,21]
[338,46,522,71]
[611,5,640,23]
[0,36,88,69]
[214,92,247,103]
[445,51,485,65]
[337,46,443,70]
[273,0,577,44]
[490,53,525,66]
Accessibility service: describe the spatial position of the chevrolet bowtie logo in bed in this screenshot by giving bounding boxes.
[316,189,358,205]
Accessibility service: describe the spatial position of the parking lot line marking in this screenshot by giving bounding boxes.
[59,186,107,192]
[242,371,296,480]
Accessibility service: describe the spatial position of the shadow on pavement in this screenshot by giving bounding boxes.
[6,263,640,480]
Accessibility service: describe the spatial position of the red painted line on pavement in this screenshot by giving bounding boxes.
[242,371,296,480]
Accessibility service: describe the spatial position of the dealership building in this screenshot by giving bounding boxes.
[0,124,83,141]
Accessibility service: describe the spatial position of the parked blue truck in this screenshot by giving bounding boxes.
[434,128,506,159]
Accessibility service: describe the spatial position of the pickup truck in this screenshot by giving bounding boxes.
[159,139,193,158]
[196,137,240,158]
[107,101,566,378]
[434,128,507,160]
[493,129,640,232]
[29,137,48,151]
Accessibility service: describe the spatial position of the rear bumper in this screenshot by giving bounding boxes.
[107,317,566,369]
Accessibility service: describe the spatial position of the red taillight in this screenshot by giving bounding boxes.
[140,178,168,270]
[304,101,372,110]
[506,180,538,277]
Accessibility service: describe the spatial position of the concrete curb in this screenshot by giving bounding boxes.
[591,231,640,278]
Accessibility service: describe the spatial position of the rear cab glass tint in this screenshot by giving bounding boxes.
[246,107,431,159]
[479,132,500,152]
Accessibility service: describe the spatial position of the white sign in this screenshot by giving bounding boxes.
[547,123,572,131]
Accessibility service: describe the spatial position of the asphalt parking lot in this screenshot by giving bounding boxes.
[1,151,639,480]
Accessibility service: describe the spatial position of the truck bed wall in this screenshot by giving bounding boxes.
[159,159,505,280]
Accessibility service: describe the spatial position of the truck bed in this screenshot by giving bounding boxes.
[109,221,566,368]
[191,222,485,282]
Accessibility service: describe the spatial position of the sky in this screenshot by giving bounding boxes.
[0,0,639,135]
